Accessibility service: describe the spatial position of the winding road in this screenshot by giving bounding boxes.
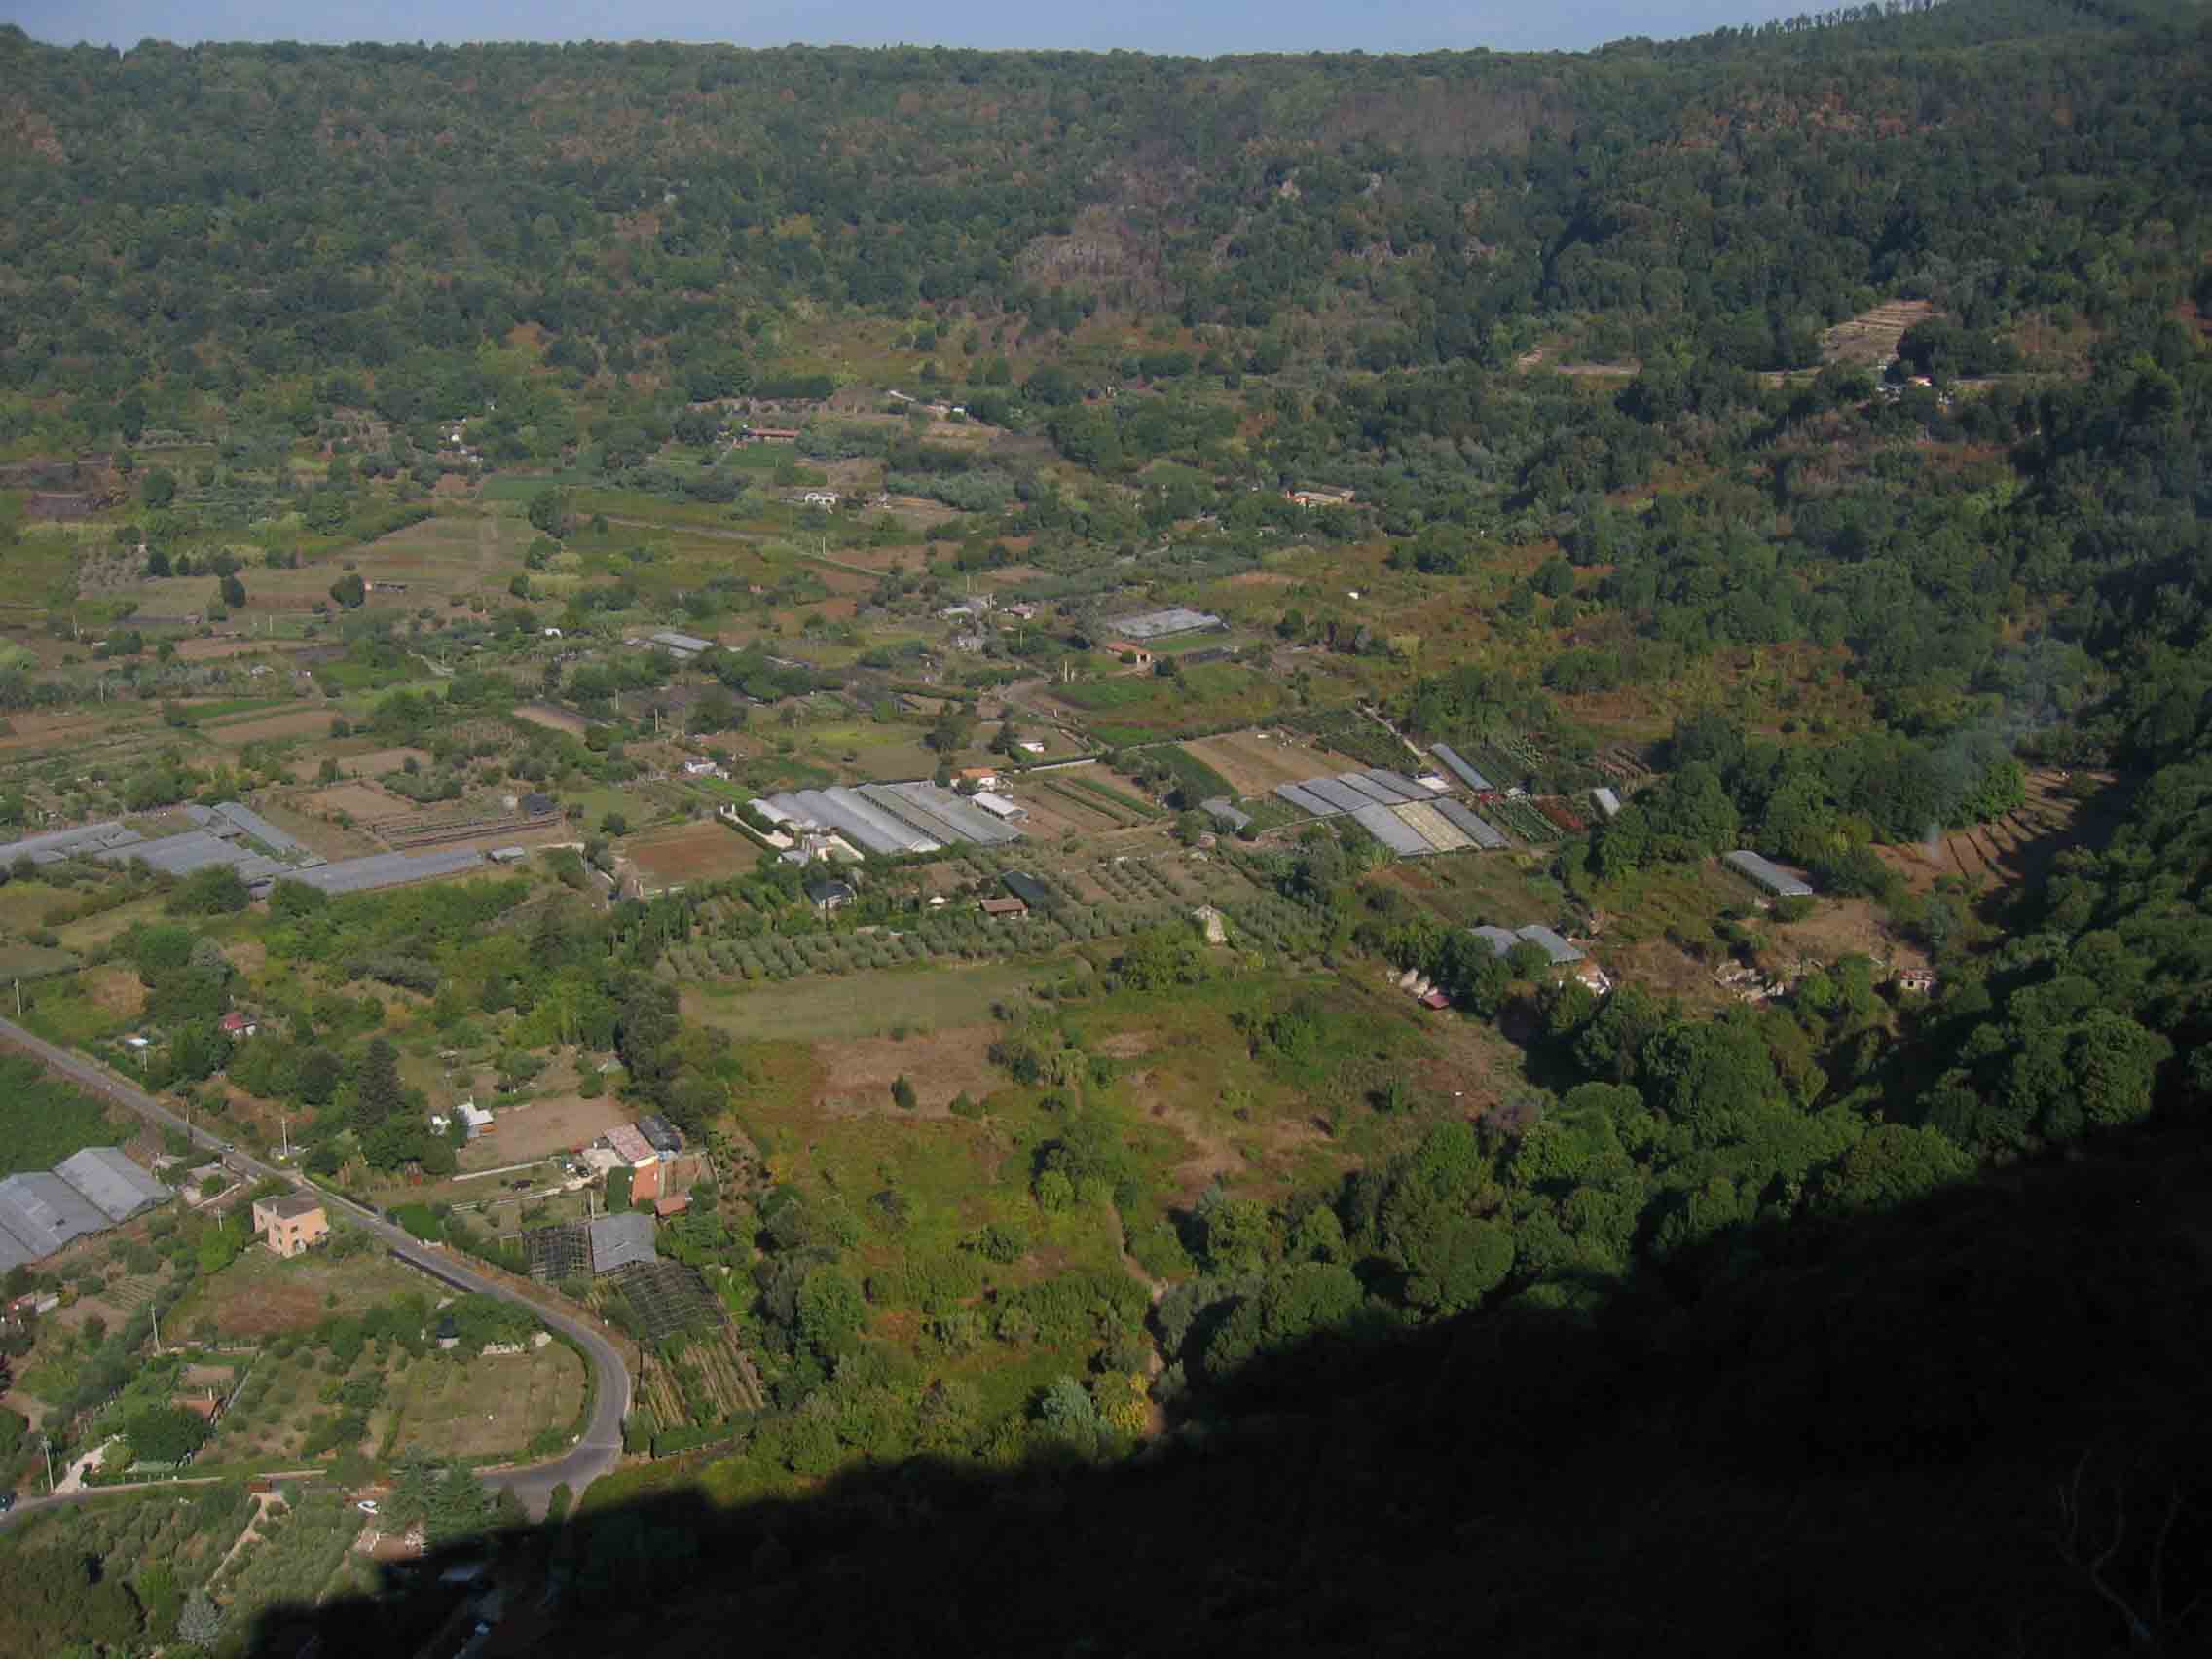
[0,1016,630,1523]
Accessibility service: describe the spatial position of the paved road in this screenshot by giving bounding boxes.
[0,1017,630,1521]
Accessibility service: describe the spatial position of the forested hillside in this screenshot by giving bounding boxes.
[0,4,2208,1655]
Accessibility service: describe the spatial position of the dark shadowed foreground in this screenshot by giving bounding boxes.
[245,1111,2211,1659]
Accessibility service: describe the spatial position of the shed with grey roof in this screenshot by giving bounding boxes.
[1101,607,1223,641]
[1723,850,1814,899]
[1199,796,1251,830]
[1303,777,1381,814]
[0,1172,110,1261]
[1336,772,1412,805]
[212,801,310,857]
[54,1148,172,1223]
[587,1212,659,1274]
[283,846,485,896]
[1429,744,1495,793]
[1351,802,1436,858]
[1361,768,1429,802]
[1470,923,1586,966]
[1272,782,1341,818]
[0,822,144,866]
[1432,798,1510,850]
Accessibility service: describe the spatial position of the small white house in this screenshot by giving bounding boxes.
[801,490,840,508]
[682,758,721,778]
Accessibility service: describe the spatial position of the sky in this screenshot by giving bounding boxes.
[10,0,1814,58]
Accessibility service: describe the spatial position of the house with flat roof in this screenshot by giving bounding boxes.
[251,1193,329,1259]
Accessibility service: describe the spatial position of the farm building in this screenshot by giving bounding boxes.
[978,895,1029,919]
[1002,871,1051,908]
[1591,787,1622,820]
[1101,607,1224,641]
[218,1012,259,1040]
[1200,796,1251,830]
[1470,924,1588,966]
[0,821,147,866]
[605,1124,658,1167]
[281,847,486,897]
[972,793,1026,822]
[636,1115,683,1157]
[1102,641,1154,669]
[53,1148,172,1224]
[490,846,528,865]
[648,630,717,660]
[1723,850,1815,898]
[0,1150,175,1273]
[1428,744,1495,793]
[587,1213,659,1273]
[806,877,855,912]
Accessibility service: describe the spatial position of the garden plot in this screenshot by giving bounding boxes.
[381,1342,583,1460]
[1178,729,1367,794]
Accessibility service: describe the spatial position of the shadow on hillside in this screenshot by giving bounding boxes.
[249,1112,2212,1659]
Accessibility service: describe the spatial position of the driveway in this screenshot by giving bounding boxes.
[0,1017,631,1522]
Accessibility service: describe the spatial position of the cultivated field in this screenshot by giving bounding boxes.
[1821,298,1936,365]
[1178,728,1367,794]
[626,820,762,887]
[204,707,338,747]
[513,702,590,736]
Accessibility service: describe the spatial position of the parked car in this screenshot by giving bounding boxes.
[0,1490,17,1513]
[356,1499,379,1515]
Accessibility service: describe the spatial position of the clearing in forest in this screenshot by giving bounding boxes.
[1820,299,1936,365]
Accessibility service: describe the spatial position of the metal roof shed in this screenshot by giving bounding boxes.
[1350,802,1436,857]
[587,1212,659,1274]
[1430,744,1494,793]
[0,1172,110,1259]
[1272,782,1340,818]
[1723,850,1814,899]
[1433,798,1509,850]
[1002,871,1051,907]
[55,1147,172,1223]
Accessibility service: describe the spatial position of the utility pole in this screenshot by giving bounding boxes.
[280,1114,289,1160]
[41,1435,54,1494]
[11,980,18,1016]
[150,1306,161,1354]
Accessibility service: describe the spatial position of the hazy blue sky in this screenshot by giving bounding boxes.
[14,1,1811,57]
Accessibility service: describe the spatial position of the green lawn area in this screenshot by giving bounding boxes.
[683,958,1064,1044]
[1050,663,1284,743]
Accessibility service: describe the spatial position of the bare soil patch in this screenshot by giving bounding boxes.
[513,702,589,737]
[1179,729,1364,794]
[815,1026,1002,1117]
[175,637,287,662]
[298,782,408,823]
[627,821,760,887]
[1821,298,1936,365]
[83,965,146,1018]
[205,709,336,748]
[459,1091,632,1164]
